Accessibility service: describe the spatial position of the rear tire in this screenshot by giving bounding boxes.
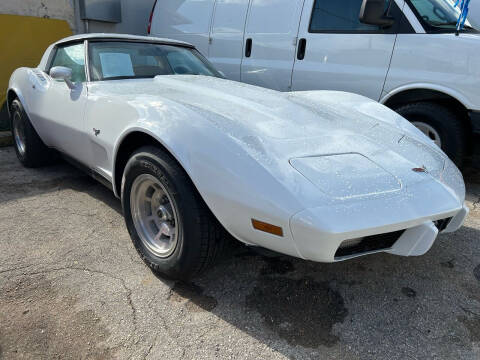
[395,102,466,166]
[10,99,51,167]
[121,146,225,280]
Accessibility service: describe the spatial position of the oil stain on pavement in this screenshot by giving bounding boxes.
[260,256,295,276]
[401,287,417,298]
[459,315,480,342]
[474,264,480,282]
[246,276,348,348]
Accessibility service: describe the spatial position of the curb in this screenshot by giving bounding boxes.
[0,131,13,147]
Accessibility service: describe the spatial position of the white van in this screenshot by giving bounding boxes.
[148,0,480,165]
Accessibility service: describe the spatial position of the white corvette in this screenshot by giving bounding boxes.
[8,34,469,279]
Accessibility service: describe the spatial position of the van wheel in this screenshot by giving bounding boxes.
[395,102,466,166]
[10,99,52,168]
[121,146,225,280]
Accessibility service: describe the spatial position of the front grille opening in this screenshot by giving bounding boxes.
[434,218,452,232]
[335,230,405,258]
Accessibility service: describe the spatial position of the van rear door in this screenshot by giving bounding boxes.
[291,0,400,100]
[241,0,305,91]
[208,0,250,81]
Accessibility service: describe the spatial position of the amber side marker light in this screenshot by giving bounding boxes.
[251,219,284,237]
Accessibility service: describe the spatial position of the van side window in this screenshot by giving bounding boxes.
[309,0,382,32]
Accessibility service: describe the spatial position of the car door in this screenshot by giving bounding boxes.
[291,0,401,100]
[29,41,90,164]
[207,0,250,81]
[241,0,305,91]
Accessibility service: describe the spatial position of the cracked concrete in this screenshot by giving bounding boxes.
[0,146,479,359]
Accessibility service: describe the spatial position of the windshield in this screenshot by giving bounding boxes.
[408,0,478,31]
[88,41,221,81]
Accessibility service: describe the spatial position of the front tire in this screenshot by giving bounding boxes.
[10,99,51,167]
[121,146,225,280]
[395,102,466,166]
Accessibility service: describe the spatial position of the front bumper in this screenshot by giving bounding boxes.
[386,204,468,257]
[289,182,468,262]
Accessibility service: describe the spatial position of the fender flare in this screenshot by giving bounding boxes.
[6,86,30,119]
[111,126,194,198]
[380,83,473,110]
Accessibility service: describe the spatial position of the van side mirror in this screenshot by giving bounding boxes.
[50,66,76,89]
[359,0,394,28]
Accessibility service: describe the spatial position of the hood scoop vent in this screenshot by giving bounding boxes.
[290,153,402,199]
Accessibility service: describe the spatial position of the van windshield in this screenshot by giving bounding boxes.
[88,41,222,81]
[408,0,479,32]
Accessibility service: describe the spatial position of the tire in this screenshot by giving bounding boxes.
[10,99,51,167]
[395,102,466,166]
[121,146,225,280]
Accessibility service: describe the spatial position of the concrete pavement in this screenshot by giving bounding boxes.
[0,146,479,359]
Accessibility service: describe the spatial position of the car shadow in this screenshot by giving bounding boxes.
[159,166,480,356]
[0,147,122,215]
[160,222,480,356]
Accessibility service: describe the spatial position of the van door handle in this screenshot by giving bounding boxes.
[245,38,252,58]
[297,38,307,60]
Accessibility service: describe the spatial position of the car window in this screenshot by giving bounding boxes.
[88,41,221,81]
[50,43,86,82]
[309,0,382,32]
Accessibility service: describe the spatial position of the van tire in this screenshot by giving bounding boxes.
[121,146,226,280]
[10,99,52,168]
[395,102,466,166]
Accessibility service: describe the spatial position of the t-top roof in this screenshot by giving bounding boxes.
[54,33,194,48]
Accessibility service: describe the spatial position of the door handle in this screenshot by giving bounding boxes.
[297,38,307,60]
[245,38,252,58]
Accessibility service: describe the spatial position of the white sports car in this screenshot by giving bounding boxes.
[8,34,469,279]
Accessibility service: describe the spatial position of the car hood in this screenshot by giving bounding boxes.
[98,75,429,142]
[143,77,440,156]
[91,75,462,200]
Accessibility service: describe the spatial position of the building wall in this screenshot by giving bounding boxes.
[0,0,75,130]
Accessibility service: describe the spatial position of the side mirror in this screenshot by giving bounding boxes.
[50,66,75,89]
[359,0,394,28]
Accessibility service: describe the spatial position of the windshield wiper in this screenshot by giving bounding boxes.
[101,75,157,81]
[430,21,473,29]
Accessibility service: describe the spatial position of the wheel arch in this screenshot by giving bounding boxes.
[6,88,20,118]
[381,86,473,151]
[112,129,192,199]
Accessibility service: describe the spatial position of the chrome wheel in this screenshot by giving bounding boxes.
[412,121,442,148]
[130,174,179,258]
[12,111,26,156]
